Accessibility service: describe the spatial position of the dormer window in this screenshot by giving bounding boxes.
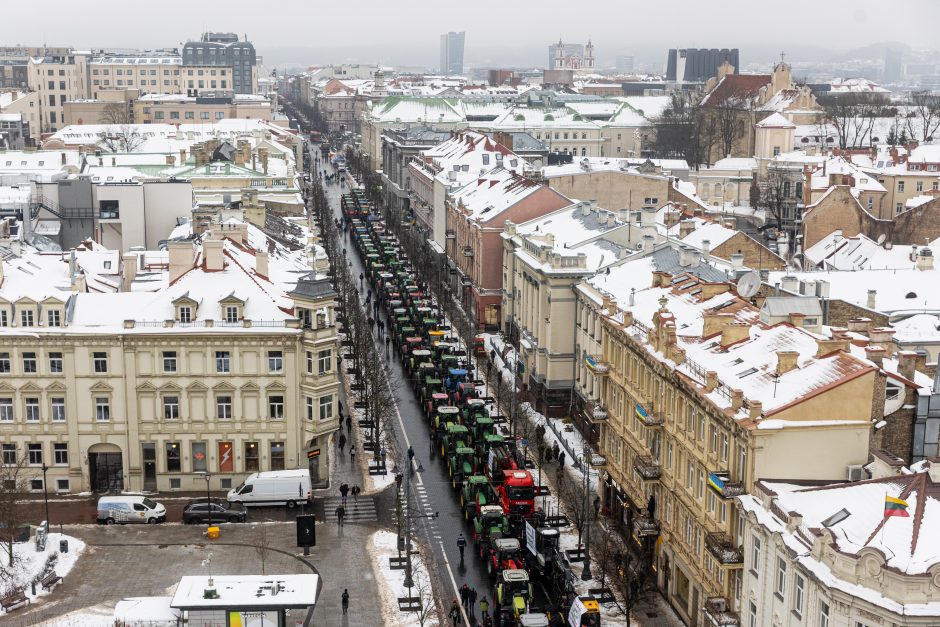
[178,306,192,323]
[225,306,239,323]
[21,310,34,327]
[47,310,61,327]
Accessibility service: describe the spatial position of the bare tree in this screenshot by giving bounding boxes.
[760,167,801,227]
[97,124,144,153]
[0,452,31,568]
[408,547,442,627]
[100,101,133,125]
[650,91,703,166]
[254,524,271,575]
[698,85,753,164]
[556,469,588,549]
[818,94,882,149]
[608,551,650,627]
[906,91,940,142]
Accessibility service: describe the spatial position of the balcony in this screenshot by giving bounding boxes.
[705,532,744,567]
[588,403,608,423]
[632,511,660,538]
[446,229,456,239]
[633,456,661,480]
[463,246,474,258]
[703,597,739,626]
[707,472,744,499]
[583,354,609,376]
[633,401,663,427]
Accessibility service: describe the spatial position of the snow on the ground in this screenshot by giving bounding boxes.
[33,603,116,627]
[369,530,440,627]
[1,532,85,601]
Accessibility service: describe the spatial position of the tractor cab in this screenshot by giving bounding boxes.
[408,349,432,375]
[433,405,460,441]
[448,446,475,489]
[402,336,424,357]
[427,329,446,346]
[454,381,478,406]
[488,537,523,578]
[461,475,499,521]
[445,368,469,391]
[442,423,471,456]
[496,568,532,620]
[519,614,550,627]
[472,333,487,357]
[424,392,449,420]
[473,504,510,555]
[525,524,561,574]
[567,596,600,627]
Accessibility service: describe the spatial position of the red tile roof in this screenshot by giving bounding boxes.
[701,74,770,107]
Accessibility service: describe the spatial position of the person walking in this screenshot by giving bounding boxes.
[346,415,352,433]
[460,583,470,609]
[593,495,601,518]
[340,483,349,506]
[341,589,349,615]
[380,446,387,471]
[449,599,461,626]
[479,596,490,622]
[468,586,477,617]
[407,445,415,466]
[558,451,566,467]
[385,335,391,360]
[551,441,560,462]
[352,485,360,504]
[335,504,345,527]
[349,445,356,465]
[457,532,467,565]
[338,432,347,454]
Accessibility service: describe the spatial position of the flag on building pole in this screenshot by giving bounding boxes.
[884,495,909,518]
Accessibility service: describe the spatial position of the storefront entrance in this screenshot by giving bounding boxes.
[88,444,124,492]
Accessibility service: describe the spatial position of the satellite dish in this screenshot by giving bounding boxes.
[736,271,761,299]
[876,233,887,246]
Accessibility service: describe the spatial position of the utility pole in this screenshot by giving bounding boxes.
[581,446,593,581]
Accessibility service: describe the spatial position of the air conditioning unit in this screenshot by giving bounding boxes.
[846,464,865,482]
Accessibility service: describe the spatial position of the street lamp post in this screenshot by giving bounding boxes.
[203,473,212,527]
[41,463,50,527]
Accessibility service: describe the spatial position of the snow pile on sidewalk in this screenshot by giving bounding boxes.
[369,530,439,627]
[1,532,85,601]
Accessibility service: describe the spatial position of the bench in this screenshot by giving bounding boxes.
[0,589,29,612]
[41,572,62,591]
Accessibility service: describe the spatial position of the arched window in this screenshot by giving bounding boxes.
[795,182,803,198]
[783,181,791,197]
[581,147,587,156]
[714,183,723,196]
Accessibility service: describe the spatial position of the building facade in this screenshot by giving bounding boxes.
[183,33,257,95]
[439,32,466,76]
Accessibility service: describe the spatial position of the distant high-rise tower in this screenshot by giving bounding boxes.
[666,48,739,82]
[616,55,635,74]
[884,48,903,83]
[439,31,466,75]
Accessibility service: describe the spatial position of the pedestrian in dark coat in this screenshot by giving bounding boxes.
[460,583,470,609]
[341,589,349,614]
[450,600,461,625]
[468,586,477,615]
[558,451,566,467]
[551,442,560,461]
[346,415,352,432]
[338,433,347,453]
[335,505,345,527]
[340,483,349,505]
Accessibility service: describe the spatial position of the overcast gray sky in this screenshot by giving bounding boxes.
[2,0,934,68]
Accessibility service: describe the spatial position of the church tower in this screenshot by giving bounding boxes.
[584,39,595,70]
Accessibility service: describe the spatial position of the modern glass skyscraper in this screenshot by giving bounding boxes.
[439,32,465,75]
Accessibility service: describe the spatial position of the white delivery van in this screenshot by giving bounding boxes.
[226,469,312,508]
[97,495,167,525]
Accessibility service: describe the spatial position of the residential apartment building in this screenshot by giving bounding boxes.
[182,33,257,95]
[737,453,940,626]
[0,222,339,494]
[573,251,876,625]
[135,92,272,124]
[379,126,450,221]
[27,53,88,133]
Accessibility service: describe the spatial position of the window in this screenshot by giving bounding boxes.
[306,351,313,374]
[748,601,757,627]
[917,180,924,192]
[27,443,42,465]
[2,443,16,464]
[23,352,37,373]
[163,351,177,372]
[21,310,34,327]
[170,111,180,120]
[49,352,63,373]
[201,111,210,120]
[0,352,9,373]
[270,442,285,470]
[898,181,905,192]
[697,468,704,499]
[216,395,233,420]
[268,351,283,373]
[775,556,787,598]
[319,395,334,421]
[773,146,781,156]
[51,398,65,422]
[215,111,224,120]
[163,396,179,420]
[47,309,61,327]
[95,397,110,422]
[896,202,904,214]
[54,443,68,465]
[185,111,195,119]
[244,442,259,471]
[0,311,7,326]
[818,601,830,627]
[192,442,207,473]
[166,442,181,472]
[306,397,314,421]
[25,398,39,422]
[178,306,192,323]
[269,395,284,420]
[93,351,108,373]
[318,349,332,375]
[0,398,12,422]
[751,534,762,576]
[793,573,805,617]
[215,351,230,373]
[225,305,239,323]
[56,478,69,491]
[482,154,490,165]
[154,111,164,120]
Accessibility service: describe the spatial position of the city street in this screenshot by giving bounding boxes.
[315,146,492,623]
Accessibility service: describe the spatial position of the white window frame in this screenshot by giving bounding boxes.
[25,397,40,422]
[51,398,65,422]
[163,395,180,420]
[95,397,111,422]
[268,395,284,420]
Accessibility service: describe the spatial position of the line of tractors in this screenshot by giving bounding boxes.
[340,189,601,627]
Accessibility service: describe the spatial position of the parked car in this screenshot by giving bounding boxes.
[97,496,166,525]
[182,498,248,524]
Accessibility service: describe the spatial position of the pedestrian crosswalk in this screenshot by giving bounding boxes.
[322,496,378,523]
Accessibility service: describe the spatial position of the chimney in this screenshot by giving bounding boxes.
[898,350,917,381]
[847,317,872,334]
[61,152,67,165]
[168,241,194,283]
[179,148,187,164]
[803,164,812,206]
[731,388,744,411]
[701,239,711,260]
[916,247,934,271]
[788,312,806,328]
[776,350,799,374]
[255,251,269,278]
[663,209,680,230]
[705,370,718,392]
[678,246,701,268]
[165,154,175,166]
[815,337,849,357]
[679,219,695,239]
[731,253,744,270]
[203,239,225,271]
[749,400,763,421]
[122,253,137,292]
[868,327,896,355]
[703,312,735,337]
[864,346,886,367]
[721,323,750,347]
[867,289,877,310]
[259,149,269,175]
[640,206,656,226]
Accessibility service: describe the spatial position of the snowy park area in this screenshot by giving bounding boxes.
[0,532,85,608]
[370,530,439,627]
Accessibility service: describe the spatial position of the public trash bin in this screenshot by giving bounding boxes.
[207,526,220,539]
[59,538,68,553]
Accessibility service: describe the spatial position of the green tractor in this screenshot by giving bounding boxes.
[460,475,499,521]
[473,504,510,558]
[441,422,471,457]
[495,568,532,622]
[433,406,461,444]
[448,445,476,490]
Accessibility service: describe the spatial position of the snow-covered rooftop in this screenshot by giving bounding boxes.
[171,574,319,609]
[450,167,544,221]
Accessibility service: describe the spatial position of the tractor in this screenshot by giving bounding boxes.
[487,537,524,579]
[494,568,533,623]
[473,504,510,558]
[460,475,499,521]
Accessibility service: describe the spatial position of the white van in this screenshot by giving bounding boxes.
[97,495,166,525]
[226,469,312,508]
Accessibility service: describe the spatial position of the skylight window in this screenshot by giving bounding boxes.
[822,508,850,527]
[737,367,759,378]
[729,358,744,366]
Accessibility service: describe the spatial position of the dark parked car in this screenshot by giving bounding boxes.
[182,498,247,524]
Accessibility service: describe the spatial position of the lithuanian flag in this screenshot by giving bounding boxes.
[884,495,909,518]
